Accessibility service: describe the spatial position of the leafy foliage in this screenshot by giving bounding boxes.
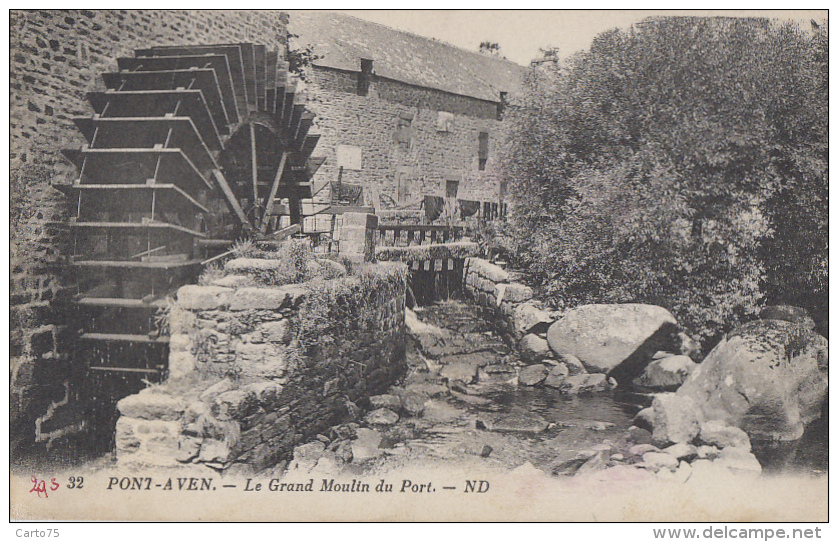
[504,17,828,346]
[479,41,503,58]
[293,263,408,352]
[287,33,323,81]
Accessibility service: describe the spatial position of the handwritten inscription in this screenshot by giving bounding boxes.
[29,477,59,498]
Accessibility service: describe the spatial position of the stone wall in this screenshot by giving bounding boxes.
[463,257,558,347]
[10,9,291,456]
[114,262,408,472]
[303,67,512,207]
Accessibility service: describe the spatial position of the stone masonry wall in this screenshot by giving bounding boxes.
[463,257,559,348]
[10,9,290,455]
[303,67,512,207]
[114,262,407,472]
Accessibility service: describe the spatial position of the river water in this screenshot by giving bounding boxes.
[375,300,828,477]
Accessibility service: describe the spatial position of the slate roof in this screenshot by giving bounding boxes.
[288,11,526,103]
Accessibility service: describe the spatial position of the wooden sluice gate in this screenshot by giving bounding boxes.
[374,224,474,306]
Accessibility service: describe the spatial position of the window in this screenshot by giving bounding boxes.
[394,112,413,150]
[478,132,489,171]
[358,58,373,96]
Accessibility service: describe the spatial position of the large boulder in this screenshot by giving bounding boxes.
[546,303,681,381]
[676,319,828,441]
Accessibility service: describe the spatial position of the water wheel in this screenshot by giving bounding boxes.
[55,43,323,444]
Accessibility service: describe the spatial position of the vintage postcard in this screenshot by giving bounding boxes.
[9,9,829,524]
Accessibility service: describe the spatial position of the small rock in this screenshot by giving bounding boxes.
[258,320,289,343]
[628,443,659,457]
[559,373,609,394]
[698,420,752,451]
[651,393,703,446]
[289,441,326,472]
[519,334,550,362]
[632,355,697,391]
[439,362,479,384]
[678,332,702,360]
[199,439,232,463]
[552,457,589,476]
[401,392,427,416]
[576,450,609,475]
[642,451,680,472]
[330,424,357,441]
[561,354,588,375]
[611,453,625,461]
[369,394,402,411]
[480,444,493,458]
[364,408,399,426]
[310,453,340,475]
[661,442,698,461]
[241,381,283,408]
[632,408,655,432]
[696,445,720,460]
[543,363,570,389]
[351,428,382,461]
[177,435,202,463]
[513,302,554,335]
[198,378,238,403]
[117,390,186,421]
[478,411,549,433]
[519,364,549,386]
[212,389,258,421]
[335,441,354,463]
[628,425,653,444]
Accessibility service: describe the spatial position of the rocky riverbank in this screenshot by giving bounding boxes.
[275,298,827,485]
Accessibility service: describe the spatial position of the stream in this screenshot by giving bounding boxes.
[354,300,827,478]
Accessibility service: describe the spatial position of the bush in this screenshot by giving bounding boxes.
[293,263,407,352]
[503,17,827,348]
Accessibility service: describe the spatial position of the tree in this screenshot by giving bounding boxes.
[503,17,828,347]
[479,41,503,57]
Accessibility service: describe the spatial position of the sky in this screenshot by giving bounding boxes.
[336,9,825,65]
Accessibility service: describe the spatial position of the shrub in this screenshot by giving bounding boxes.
[503,17,827,348]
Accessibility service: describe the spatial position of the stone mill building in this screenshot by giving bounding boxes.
[289,11,525,218]
[9,9,527,461]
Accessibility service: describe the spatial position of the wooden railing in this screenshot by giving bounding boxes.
[377,224,464,247]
